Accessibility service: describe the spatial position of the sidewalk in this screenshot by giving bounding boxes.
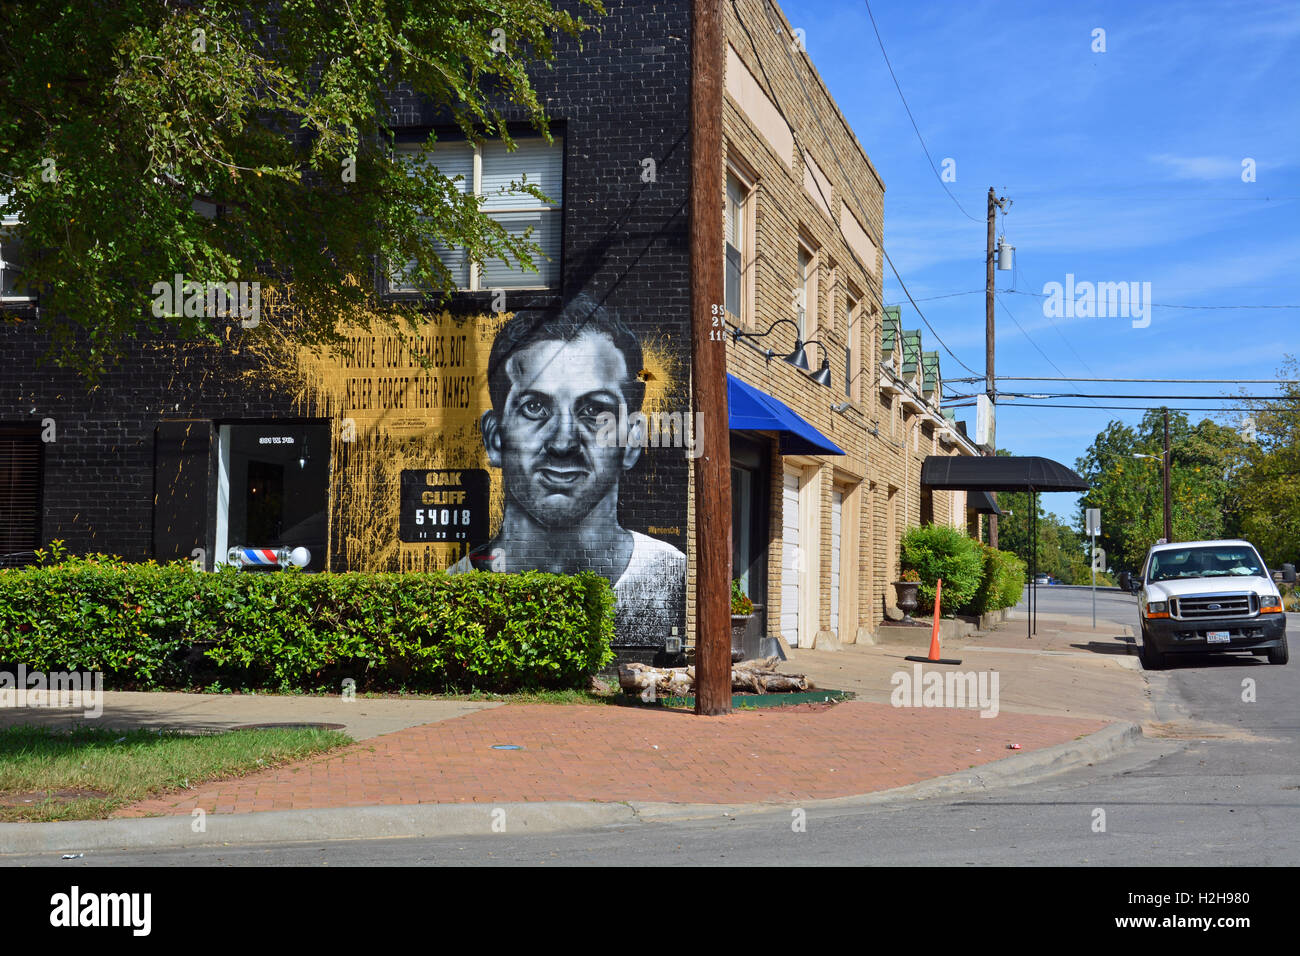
[787,608,1148,725]
[0,611,1147,850]
[113,700,1108,816]
[0,690,500,740]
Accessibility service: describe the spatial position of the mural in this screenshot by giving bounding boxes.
[251,291,687,646]
[446,294,685,644]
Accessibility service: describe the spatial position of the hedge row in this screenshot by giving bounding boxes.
[0,557,615,693]
[900,525,1026,617]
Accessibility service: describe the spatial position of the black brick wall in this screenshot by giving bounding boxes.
[0,0,693,645]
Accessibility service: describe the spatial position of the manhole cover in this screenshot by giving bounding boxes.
[229,722,347,731]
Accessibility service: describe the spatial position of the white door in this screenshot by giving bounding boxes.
[781,471,801,648]
[830,489,842,637]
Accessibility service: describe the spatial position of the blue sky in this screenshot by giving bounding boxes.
[776,0,1300,522]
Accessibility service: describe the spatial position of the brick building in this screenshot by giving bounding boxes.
[1,0,981,660]
[700,0,982,652]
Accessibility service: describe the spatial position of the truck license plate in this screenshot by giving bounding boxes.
[1207,631,1230,643]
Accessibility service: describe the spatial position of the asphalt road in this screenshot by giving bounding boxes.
[8,590,1298,867]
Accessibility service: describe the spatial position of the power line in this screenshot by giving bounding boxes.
[944,402,1266,413]
[995,295,1108,416]
[1001,289,1300,310]
[996,193,1300,202]
[946,392,1291,400]
[882,249,984,377]
[910,289,984,302]
[949,376,1300,384]
[1008,262,1099,379]
[900,288,1300,311]
[728,1,889,330]
[861,0,981,224]
[739,0,987,379]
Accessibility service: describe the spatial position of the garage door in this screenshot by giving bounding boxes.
[830,489,842,637]
[781,471,800,647]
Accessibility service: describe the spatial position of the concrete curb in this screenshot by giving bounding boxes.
[0,721,1142,855]
[0,802,638,856]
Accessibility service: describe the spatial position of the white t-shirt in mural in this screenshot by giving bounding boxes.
[615,532,686,644]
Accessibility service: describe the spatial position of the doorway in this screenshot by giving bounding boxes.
[730,433,770,638]
[216,422,330,571]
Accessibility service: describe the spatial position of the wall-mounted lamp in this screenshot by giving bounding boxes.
[733,318,833,387]
[800,342,833,388]
[298,432,309,470]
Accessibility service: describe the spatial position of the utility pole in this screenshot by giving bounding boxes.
[689,0,732,716]
[1162,407,1173,543]
[985,187,1009,549]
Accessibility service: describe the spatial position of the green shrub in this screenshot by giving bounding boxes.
[0,556,614,693]
[965,543,1027,615]
[992,549,1027,611]
[899,525,983,616]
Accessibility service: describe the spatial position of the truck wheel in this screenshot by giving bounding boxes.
[1141,628,1165,670]
[1267,635,1289,665]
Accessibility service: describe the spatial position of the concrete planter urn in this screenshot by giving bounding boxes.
[893,581,920,623]
[730,614,753,662]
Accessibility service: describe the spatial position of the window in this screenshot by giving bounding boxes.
[0,193,34,303]
[392,136,563,292]
[0,428,41,567]
[845,285,862,401]
[796,241,817,339]
[724,170,753,323]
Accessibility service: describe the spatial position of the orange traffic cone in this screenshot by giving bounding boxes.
[904,578,963,665]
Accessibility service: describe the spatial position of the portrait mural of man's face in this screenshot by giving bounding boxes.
[264,287,687,648]
[483,330,643,531]
[449,293,686,646]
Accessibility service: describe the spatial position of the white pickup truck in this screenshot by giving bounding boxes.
[1118,539,1291,669]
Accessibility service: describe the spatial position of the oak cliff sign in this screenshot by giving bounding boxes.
[398,468,490,546]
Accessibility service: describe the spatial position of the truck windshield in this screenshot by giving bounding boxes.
[1147,546,1264,582]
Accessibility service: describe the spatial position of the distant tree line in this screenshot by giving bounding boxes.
[990,357,1300,578]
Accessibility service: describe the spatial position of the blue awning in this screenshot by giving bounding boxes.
[727,374,845,456]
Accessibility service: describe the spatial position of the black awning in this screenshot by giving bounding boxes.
[921,455,1089,492]
[966,489,1003,515]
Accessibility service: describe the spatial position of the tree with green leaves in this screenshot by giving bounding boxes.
[1074,409,1248,572]
[0,0,602,376]
[1233,357,1300,568]
[992,483,1091,584]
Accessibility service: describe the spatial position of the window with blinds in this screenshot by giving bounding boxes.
[392,136,563,292]
[0,430,41,567]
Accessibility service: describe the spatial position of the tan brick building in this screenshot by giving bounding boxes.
[685,0,984,651]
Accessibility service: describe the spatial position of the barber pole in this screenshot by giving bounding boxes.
[227,546,310,569]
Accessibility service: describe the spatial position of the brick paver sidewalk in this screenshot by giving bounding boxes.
[114,700,1109,817]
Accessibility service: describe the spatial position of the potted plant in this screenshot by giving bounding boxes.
[731,579,755,660]
[893,568,921,623]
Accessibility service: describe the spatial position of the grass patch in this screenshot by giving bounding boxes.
[0,724,352,823]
